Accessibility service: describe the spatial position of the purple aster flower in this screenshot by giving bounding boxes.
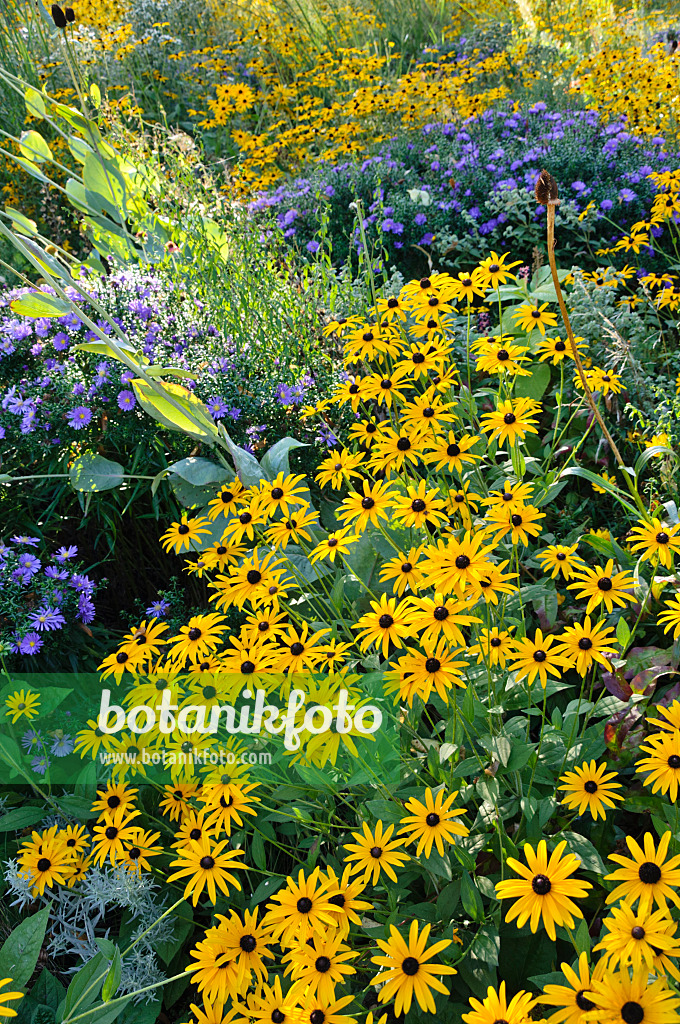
[600,199,614,211]
[11,535,39,546]
[146,598,171,617]
[619,188,637,202]
[207,396,228,419]
[276,383,294,405]
[17,553,41,577]
[55,545,78,562]
[51,733,74,757]
[19,632,43,655]
[30,754,49,776]
[52,331,70,351]
[28,606,66,631]
[72,382,86,397]
[77,595,96,623]
[21,729,43,752]
[120,370,134,384]
[66,406,92,430]
[44,566,69,580]
[70,573,94,595]
[117,389,136,411]
[227,407,241,420]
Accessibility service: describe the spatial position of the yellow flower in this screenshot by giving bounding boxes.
[511,302,559,334]
[5,689,40,723]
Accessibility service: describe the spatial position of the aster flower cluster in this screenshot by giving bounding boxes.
[250,105,679,278]
[0,536,96,661]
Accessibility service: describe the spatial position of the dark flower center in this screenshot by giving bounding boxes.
[556,552,566,560]
[315,956,332,973]
[349,384,360,395]
[420,277,431,288]
[199,855,214,870]
[388,297,399,308]
[422,407,435,417]
[290,642,305,656]
[621,1002,644,1024]
[116,652,128,664]
[531,873,551,894]
[639,861,662,884]
[334,463,342,471]
[426,812,440,826]
[433,606,449,621]
[533,650,547,662]
[310,1012,325,1024]
[247,569,262,584]
[37,857,51,872]
[531,309,541,318]
[397,438,411,451]
[598,577,613,591]
[241,661,256,674]
[489,263,499,272]
[271,487,284,499]
[631,926,646,940]
[190,828,202,840]
[363,331,374,342]
[503,413,516,424]
[491,637,502,647]
[575,991,594,1012]
[370,846,382,858]
[511,514,522,527]
[328,538,338,547]
[217,546,227,555]
[297,896,313,913]
[497,349,509,360]
[129,848,141,860]
[402,956,419,976]
[425,658,441,673]
[188,627,202,641]
[657,532,670,544]
[447,443,461,456]
[107,795,121,807]
[381,378,392,390]
[412,351,425,363]
[178,524,190,535]
[105,827,118,840]
[555,340,566,351]
[240,934,257,952]
[203,686,217,699]
[584,780,598,793]
[361,496,375,509]
[669,755,680,769]
[221,491,234,503]
[578,637,593,649]
[271,1012,285,1024]
[379,614,394,629]
[401,562,412,573]
[455,554,470,569]
[329,893,346,907]
[239,512,252,524]
[411,498,426,512]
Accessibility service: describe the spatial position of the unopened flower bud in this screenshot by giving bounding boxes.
[51,4,67,27]
[65,7,75,21]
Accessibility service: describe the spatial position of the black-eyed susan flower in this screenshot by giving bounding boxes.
[264,867,339,945]
[398,788,468,857]
[450,268,486,303]
[593,902,680,971]
[636,731,680,801]
[167,835,246,905]
[348,418,385,447]
[536,543,585,580]
[465,560,518,604]
[485,502,546,546]
[315,448,365,489]
[297,993,357,1024]
[558,760,624,819]
[512,302,559,334]
[476,250,522,289]
[369,919,456,1016]
[220,498,269,544]
[495,839,592,940]
[118,618,168,659]
[309,527,356,564]
[337,479,394,531]
[177,996,228,1024]
[398,391,457,437]
[4,689,40,723]
[606,831,680,915]
[92,781,139,820]
[200,780,260,835]
[388,643,467,705]
[379,546,424,595]
[647,699,680,732]
[219,637,277,681]
[211,550,284,611]
[556,617,619,675]
[333,375,370,412]
[256,472,308,518]
[537,952,604,1024]
[206,479,247,521]
[186,936,241,1005]
[265,504,318,549]
[211,908,272,989]
[232,976,301,1024]
[508,629,572,688]
[658,595,680,640]
[475,338,532,376]
[276,622,329,672]
[167,613,227,665]
[322,865,373,937]
[286,931,357,1003]
[369,428,425,475]
[60,823,90,858]
[0,979,23,1019]
[353,594,412,658]
[424,431,482,473]
[344,820,409,884]
[362,367,411,410]
[628,517,680,568]
[396,341,449,378]
[419,530,496,598]
[91,809,142,867]
[567,559,637,615]
[121,828,163,873]
[468,626,514,668]
[484,479,535,510]
[479,397,541,448]
[584,967,680,1024]
[462,980,535,1024]
[160,514,212,553]
[406,592,480,648]
[536,333,588,364]
[389,480,448,529]
[20,833,71,895]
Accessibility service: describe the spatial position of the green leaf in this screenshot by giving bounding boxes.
[63,953,105,1017]
[68,135,94,165]
[75,340,137,363]
[559,466,640,517]
[436,880,460,920]
[260,437,308,480]
[559,831,606,874]
[513,361,551,400]
[10,292,71,318]
[30,969,65,1011]
[19,130,52,164]
[0,734,24,779]
[0,806,46,832]
[101,948,121,1002]
[461,685,475,722]
[220,429,266,487]
[25,87,46,119]
[5,207,39,237]
[460,870,484,921]
[634,445,678,477]
[616,617,631,651]
[167,457,233,488]
[572,917,591,955]
[69,453,124,493]
[0,907,51,989]
[57,795,98,821]
[132,379,218,442]
[90,83,102,109]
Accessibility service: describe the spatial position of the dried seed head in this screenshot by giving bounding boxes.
[535,170,559,204]
[51,3,67,26]
[65,7,75,21]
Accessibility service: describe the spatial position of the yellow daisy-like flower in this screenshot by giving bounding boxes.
[495,839,592,940]
[389,480,448,529]
[264,866,340,946]
[583,967,680,1024]
[636,730,680,801]
[476,250,522,289]
[4,689,40,723]
[398,788,469,857]
[424,431,482,473]
[536,334,587,364]
[606,831,680,915]
[555,617,619,676]
[484,502,546,546]
[315,448,365,489]
[479,397,541,448]
[160,514,212,553]
[369,920,456,1016]
[628,517,680,568]
[0,979,23,1019]
[468,626,514,668]
[593,902,680,971]
[344,820,409,884]
[353,594,412,658]
[462,980,535,1024]
[309,527,356,564]
[567,559,637,615]
[537,952,604,1024]
[286,931,357,1003]
[167,835,246,905]
[558,760,624,820]
[337,478,394,532]
[512,302,559,334]
[508,629,572,688]
[658,595,680,640]
[536,543,585,580]
[379,546,424,596]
